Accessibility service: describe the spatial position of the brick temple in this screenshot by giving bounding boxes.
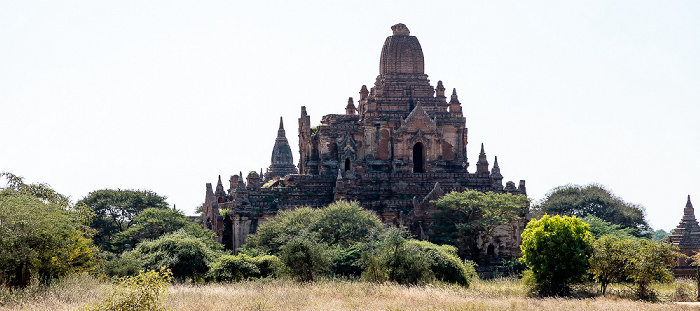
[203,24,528,258]
[669,195,700,277]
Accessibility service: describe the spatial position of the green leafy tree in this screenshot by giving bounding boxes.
[361,227,432,285]
[111,207,218,253]
[127,229,223,281]
[431,190,529,261]
[243,201,381,255]
[588,235,633,295]
[311,201,383,247]
[0,172,98,287]
[533,184,650,237]
[520,215,593,296]
[625,239,679,300]
[278,232,331,282]
[582,215,635,239]
[78,189,169,248]
[652,229,670,242]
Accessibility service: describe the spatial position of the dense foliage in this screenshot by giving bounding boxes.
[431,190,529,261]
[111,207,218,253]
[520,215,593,296]
[0,172,99,287]
[122,230,223,281]
[533,184,650,237]
[78,189,170,248]
[243,201,476,286]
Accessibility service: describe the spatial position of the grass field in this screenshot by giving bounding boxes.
[2,275,699,310]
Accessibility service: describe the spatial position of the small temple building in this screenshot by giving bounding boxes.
[669,195,700,277]
[203,24,528,257]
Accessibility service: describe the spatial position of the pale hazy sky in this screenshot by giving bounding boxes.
[1,1,698,231]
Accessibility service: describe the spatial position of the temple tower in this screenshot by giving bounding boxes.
[669,195,700,277]
[264,117,298,180]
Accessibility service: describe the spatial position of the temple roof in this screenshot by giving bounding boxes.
[379,23,424,75]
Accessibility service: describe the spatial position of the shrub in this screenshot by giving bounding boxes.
[207,255,260,282]
[360,228,432,285]
[520,215,593,296]
[410,240,476,287]
[81,268,172,311]
[132,230,222,281]
[279,234,331,282]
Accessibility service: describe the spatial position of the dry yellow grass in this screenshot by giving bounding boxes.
[2,276,699,311]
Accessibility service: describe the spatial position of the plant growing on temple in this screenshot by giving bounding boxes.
[0,172,99,287]
[431,190,529,261]
[520,215,592,296]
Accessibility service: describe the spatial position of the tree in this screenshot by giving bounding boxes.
[533,184,650,237]
[278,232,331,282]
[588,235,633,295]
[243,201,382,255]
[110,207,218,253]
[582,215,635,239]
[0,172,98,287]
[625,239,679,300]
[652,229,670,242]
[78,189,169,248]
[520,215,593,296]
[127,229,223,281]
[431,190,529,261]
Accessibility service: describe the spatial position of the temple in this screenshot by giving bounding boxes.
[669,195,700,277]
[203,24,528,258]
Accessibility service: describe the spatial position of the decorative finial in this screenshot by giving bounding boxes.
[279,117,284,130]
[480,143,485,154]
[493,156,499,168]
[687,195,693,208]
[391,23,410,36]
[452,88,457,96]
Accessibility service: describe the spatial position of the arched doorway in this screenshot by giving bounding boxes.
[413,142,425,173]
[345,158,351,172]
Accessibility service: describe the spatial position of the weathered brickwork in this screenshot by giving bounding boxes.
[669,195,700,278]
[203,24,529,259]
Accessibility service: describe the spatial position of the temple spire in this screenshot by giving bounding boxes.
[476,143,489,175]
[491,156,503,190]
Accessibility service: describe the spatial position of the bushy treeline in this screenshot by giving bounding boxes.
[0,172,475,289]
[240,201,476,286]
[520,214,680,300]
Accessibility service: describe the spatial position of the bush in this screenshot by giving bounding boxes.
[207,255,260,282]
[520,215,593,296]
[0,173,99,287]
[131,230,222,281]
[81,268,172,311]
[410,240,476,287]
[361,228,432,285]
[330,245,363,278]
[279,234,331,282]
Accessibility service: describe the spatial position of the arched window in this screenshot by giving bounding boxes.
[344,158,351,172]
[487,244,495,256]
[413,142,425,173]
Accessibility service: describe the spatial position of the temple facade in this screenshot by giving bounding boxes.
[203,24,528,257]
[669,195,700,278]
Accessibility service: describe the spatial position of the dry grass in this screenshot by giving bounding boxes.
[3,275,699,311]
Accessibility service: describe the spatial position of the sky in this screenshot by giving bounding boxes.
[1,1,699,231]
